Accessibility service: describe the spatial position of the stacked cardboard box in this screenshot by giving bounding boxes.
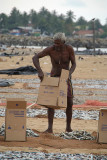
[37,69,69,109]
[5,98,27,141]
[97,108,107,143]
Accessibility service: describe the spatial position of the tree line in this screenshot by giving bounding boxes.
[0,7,107,38]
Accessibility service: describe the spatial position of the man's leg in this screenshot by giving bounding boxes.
[66,96,73,132]
[45,108,54,133]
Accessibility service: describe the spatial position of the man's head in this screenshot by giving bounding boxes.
[53,32,66,43]
[53,32,66,51]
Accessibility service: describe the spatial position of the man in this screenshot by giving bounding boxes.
[32,32,76,133]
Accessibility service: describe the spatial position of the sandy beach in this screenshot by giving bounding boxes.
[0,47,107,155]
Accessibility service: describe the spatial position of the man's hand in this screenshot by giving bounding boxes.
[38,71,44,81]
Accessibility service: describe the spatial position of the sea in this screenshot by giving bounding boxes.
[14,45,107,52]
[1,44,107,54]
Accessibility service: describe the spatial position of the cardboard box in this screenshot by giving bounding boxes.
[37,69,69,109]
[5,98,27,141]
[97,108,107,143]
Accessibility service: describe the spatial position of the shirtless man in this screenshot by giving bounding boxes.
[32,32,76,133]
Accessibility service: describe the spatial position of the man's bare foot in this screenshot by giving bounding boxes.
[44,129,53,133]
[66,128,73,132]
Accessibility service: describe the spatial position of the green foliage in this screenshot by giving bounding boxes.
[100,24,107,38]
[0,6,106,37]
[76,16,87,26]
[0,13,8,29]
[8,7,22,29]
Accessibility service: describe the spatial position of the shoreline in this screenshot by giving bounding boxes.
[0,45,107,57]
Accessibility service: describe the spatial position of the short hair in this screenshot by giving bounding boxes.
[53,32,66,42]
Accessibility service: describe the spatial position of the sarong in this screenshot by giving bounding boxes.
[67,79,73,98]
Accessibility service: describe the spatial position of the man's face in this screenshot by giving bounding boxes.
[54,39,64,51]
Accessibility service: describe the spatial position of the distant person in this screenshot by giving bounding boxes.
[32,32,76,133]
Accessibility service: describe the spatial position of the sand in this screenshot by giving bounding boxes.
[0,49,107,155]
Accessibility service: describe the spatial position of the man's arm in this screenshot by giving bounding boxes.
[32,48,49,81]
[69,46,76,79]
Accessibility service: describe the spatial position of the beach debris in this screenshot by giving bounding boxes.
[26,128,39,137]
[54,109,99,120]
[0,124,39,137]
[0,58,4,62]
[0,52,11,57]
[59,130,96,140]
[0,80,14,87]
[20,57,24,61]
[72,109,99,120]
[27,102,36,109]
[27,109,47,118]
[0,151,106,159]
[16,62,20,64]
[0,78,40,83]
[78,56,84,60]
[0,66,37,75]
[0,124,5,136]
[0,108,99,120]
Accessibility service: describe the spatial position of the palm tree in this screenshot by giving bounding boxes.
[8,7,22,29]
[66,10,76,23]
[38,7,50,34]
[29,9,38,28]
[65,10,76,35]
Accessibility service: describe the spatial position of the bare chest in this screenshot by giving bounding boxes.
[50,50,69,64]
